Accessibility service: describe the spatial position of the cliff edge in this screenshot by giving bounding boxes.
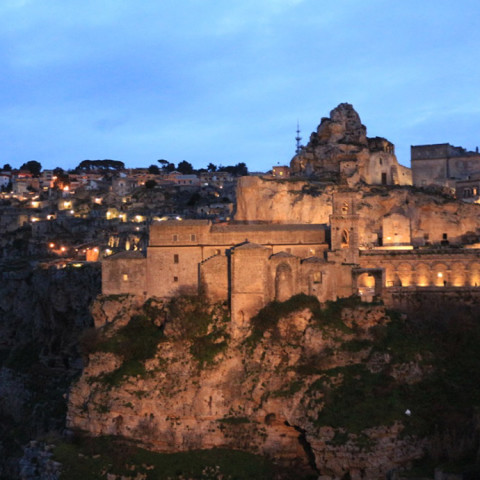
[66,293,480,479]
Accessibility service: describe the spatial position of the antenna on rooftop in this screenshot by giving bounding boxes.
[295,121,302,154]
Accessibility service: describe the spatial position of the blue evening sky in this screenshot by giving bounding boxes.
[0,0,479,172]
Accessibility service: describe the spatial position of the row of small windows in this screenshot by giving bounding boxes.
[462,187,478,198]
[172,234,196,242]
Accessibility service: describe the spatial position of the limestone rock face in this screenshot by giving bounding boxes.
[234,176,335,224]
[67,297,428,480]
[235,176,480,247]
[289,103,411,186]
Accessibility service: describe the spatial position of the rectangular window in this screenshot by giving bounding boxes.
[174,254,179,264]
[122,274,128,282]
[191,234,196,241]
[443,233,448,240]
[172,234,178,242]
[313,272,322,284]
[173,276,178,282]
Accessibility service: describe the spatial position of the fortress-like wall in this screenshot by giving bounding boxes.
[102,187,480,326]
[411,143,480,188]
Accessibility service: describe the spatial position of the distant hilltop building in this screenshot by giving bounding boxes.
[290,103,412,186]
[411,143,480,194]
[271,165,290,178]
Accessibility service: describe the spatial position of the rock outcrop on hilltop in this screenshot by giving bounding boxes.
[290,103,411,186]
[66,293,480,479]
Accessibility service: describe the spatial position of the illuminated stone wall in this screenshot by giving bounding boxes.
[360,251,480,288]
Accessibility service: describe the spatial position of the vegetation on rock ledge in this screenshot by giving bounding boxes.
[53,434,285,480]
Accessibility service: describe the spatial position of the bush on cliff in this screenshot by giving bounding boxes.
[307,299,480,468]
[165,295,230,368]
[82,313,164,387]
[246,294,364,346]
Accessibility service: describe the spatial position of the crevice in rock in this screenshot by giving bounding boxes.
[284,421,319,475]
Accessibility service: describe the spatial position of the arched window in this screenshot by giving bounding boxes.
[341,229,349,249]
[275,263,293,302]
[341,202,349,215]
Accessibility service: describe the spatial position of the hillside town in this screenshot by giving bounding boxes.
[3,106,480,281]
[3,104,480,480]
[0,159,247,267]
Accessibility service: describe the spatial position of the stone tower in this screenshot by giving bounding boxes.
[329,192,360,264]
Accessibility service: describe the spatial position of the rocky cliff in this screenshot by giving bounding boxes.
[0,261,101,478]
[66,294,480,479]
[235,176,480,246]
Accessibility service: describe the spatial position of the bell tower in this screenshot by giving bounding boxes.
[329,193,360,264]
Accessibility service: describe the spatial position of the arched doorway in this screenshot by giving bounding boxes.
[275,263,293,302]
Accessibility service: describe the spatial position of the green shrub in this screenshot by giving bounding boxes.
[189,331,229,368]
[247,294,321,345]
[166,295,214,338]
[218,416,250,425]
[54,434,280,480]
[166,295,230,368]
[88,314,164,387]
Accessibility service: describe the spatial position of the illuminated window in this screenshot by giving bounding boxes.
[313,272,322,284]
[174,254,179,264]
[122,274,128,282]
[341,202,349,215]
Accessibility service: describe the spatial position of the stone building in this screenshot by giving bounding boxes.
[102,104,480,325]
[102,183,480,325]
[411,143,480,190]
[102,192,384,324]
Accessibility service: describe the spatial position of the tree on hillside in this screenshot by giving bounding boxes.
[207,162,217,172]
[2,164,12,171]
[219,162,248,176]
[76,159,125,171]
[157,159,175,172]
[53,167,70,189]
[148,164,160,174]
[177,160,194,175]
[20,160,42,177]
